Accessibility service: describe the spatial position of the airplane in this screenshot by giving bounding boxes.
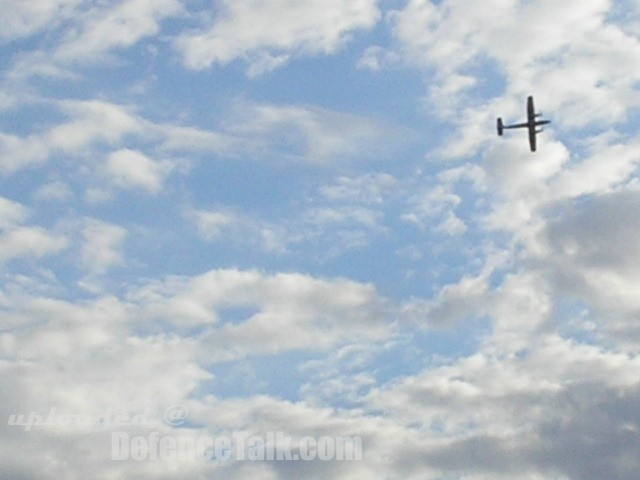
[497,96,551,152]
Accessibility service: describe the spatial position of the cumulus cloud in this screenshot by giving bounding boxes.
[367,335,640,479]
[403,184,466,234]
[0,267,396,478]
[543,188,640,343]
[0,196,67,262]
[0,131,49,174]
[128,269,392,355]
[3,0,183,81]
[0,282,211,478]
[50,100,143,150]
[0,0,82,43]
[357,45,401,71]
[186,208,236,241]
[175,0,381,73]
[0,196,29,228]
[0,99,142,174]
[80,219,127,275]
[0,227,68,262]
[105,148,172,194]
[54,0,183,62]
[33,180,73,202]
[2,2,187,91]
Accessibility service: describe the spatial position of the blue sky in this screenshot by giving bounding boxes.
[2,1,640,479]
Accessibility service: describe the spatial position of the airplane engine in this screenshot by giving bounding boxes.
[497,118,504,136]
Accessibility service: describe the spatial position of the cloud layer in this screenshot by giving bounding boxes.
[2,1,640,479]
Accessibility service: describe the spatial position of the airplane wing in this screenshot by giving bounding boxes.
[527,96,535,123]
[528,125,537,152]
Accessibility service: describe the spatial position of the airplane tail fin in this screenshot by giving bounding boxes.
[497,118,504,136]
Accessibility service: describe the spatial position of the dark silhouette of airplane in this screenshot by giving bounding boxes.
[497,96,551,152]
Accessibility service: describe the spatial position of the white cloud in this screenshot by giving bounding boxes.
[186,201,390,256]
[224,102,406,163]
[54,0,183,62]
[542,188,640,343]
[105,149,171,194]
[0,0,82,43]
[157,124,233,154]
[0,91,16,110]
[3,0,184,83]
[403,271,491,329]
[245,52,292,78]
[0,131,49,174]
[0,196,29,228]
[0,268,394,480]
[366,335,640,479]
[182,204,293,253]
[403,183,468,235]
[460,105,640,349]
[149,101,410,165]
[0,99,142,175]
[33,180,73,202]
[186,208,236,241]
[203,273,391,359]
[181,172,401,257]
[1,99,403,180]
[357,46,401,71]
[128,269,392,356]
[0,282,212,478]
[5,1,640,478]
[175,0,380,72]
[307,206,381,229]
[392,0,616,79]
[48,100,142,151]
[0,226,68,262]
[389,0,640,159]
[548,139,640,200]
[0,196,67,262]
[83,187,113,205]
[3,262,640,479]
[320,173,398,204]
[80,219,127,275]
